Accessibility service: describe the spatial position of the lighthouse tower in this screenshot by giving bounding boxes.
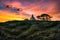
[30,14,36,21]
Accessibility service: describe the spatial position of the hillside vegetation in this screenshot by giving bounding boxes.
[0,20,60,40]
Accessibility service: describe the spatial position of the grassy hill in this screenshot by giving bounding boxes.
[0,20,60,40]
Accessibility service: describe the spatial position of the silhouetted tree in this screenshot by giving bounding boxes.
[37,14,52,21]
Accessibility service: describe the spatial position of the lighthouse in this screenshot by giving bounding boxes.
[30,14,36,21]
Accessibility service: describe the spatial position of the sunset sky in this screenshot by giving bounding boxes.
[0,0,60,22]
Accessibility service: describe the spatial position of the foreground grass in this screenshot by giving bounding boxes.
[0,20,60,40]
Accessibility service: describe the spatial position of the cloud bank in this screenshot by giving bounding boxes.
[0,0,60,22]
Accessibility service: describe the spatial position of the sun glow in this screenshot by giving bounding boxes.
[0,11,24,22]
